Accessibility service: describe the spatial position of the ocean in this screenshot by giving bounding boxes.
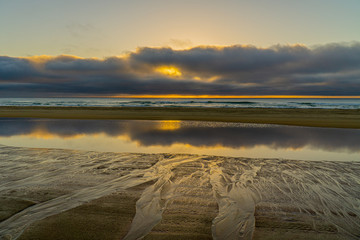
[0,97,360,109]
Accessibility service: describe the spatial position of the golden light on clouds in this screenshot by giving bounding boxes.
[23,55,86,63]
[156,65,182,77]
[23,55,55,63]
[20,55,55,68]
[21,55,88,69]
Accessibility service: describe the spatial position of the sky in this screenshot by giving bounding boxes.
[1,0,360,97]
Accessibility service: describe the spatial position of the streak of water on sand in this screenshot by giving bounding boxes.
[209,162,261,239]
[123,156,204,239]
[0,145,359,240]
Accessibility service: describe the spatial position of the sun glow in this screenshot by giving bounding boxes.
[109,94,360,99]
[158,120,181,131]
[156,66,182,77]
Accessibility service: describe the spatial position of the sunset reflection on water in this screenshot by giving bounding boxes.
[0,118,359,161]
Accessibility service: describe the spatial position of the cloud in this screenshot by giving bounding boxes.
[1,43,360,97]
[44,55,126,72]
[0,56,39,80]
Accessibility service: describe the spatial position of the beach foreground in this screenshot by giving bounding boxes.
[0,106,360,128]
[0,145,359,240]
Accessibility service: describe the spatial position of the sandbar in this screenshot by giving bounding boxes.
[0,106,360,128]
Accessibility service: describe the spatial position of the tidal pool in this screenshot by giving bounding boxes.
[0,118,359,240]
[0,118,359,161]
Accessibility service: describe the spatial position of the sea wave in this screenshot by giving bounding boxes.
[0,98,359,109]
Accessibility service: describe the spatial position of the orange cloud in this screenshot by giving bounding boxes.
[155,65,182,77]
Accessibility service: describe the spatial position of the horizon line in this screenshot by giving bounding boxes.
[105,95,360,99]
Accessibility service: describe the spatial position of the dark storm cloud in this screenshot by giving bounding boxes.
[44,56,127,72]
[130,45,302,74]
[0,56,38,80]
[0,42,359,96]
[132,43,360,75]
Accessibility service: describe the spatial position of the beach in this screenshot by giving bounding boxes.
[0,107,359,240]
[2,1,360,239]
[0,145,359,240]
[1,106,360,128]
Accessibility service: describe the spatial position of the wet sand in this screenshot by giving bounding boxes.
[18,185,150,240]
[1,145,359,240]
[0,106,360,128]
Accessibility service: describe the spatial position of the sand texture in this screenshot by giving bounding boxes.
[0,106,360,128]
[0,145,359,240]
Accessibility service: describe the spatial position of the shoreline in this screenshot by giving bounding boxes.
[0,106,360,129]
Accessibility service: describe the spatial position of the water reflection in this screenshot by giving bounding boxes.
[0,118,359,161]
